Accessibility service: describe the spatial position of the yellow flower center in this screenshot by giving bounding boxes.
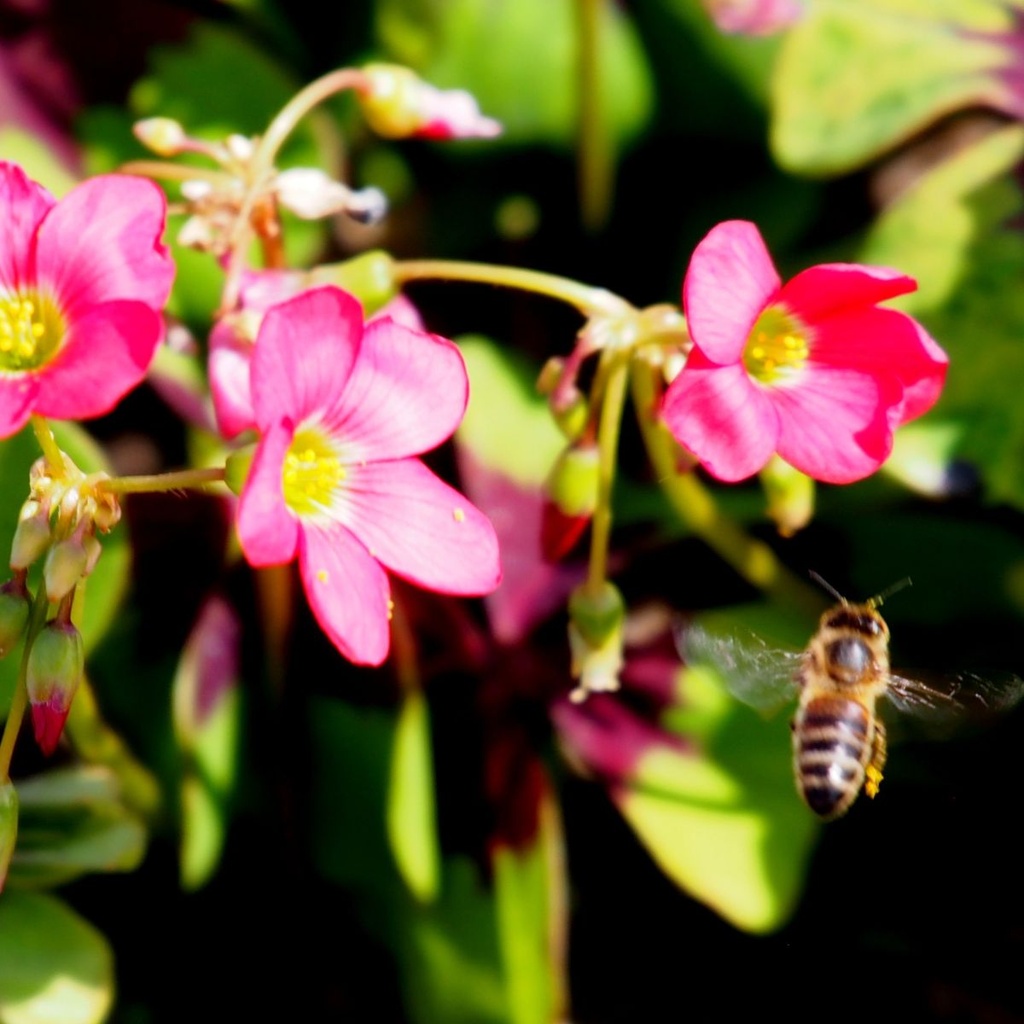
[0,291,64,371]
[282,428,346,517]
[742,307,809,384]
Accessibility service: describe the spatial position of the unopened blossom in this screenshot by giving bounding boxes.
[702,0,804,35]
[209,269,424,439]
[662,220,948,484]
[235,286,501,665]
[357,64,502,140]
[0,161,173,437]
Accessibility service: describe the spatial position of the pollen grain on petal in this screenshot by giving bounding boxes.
[317,569,328,583]
[453,507,466,523]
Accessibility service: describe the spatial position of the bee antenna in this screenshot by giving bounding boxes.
[808,571,847,604]
[868,576,913,609]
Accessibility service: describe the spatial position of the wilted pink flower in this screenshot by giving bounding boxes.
[662,220,948,484]
[236,286,501,665]
[702,0,804,35]
[0,161,173,437]
[209,270,423,440]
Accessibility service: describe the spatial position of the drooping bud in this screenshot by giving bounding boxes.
[0,780,16,892]
[357,63,502,140]
[43,534,90,603]
[26,619,84,756]
[10,500,51,570]
[567,581,626,703]
[542,441,599,562]
[133,117,188,156]
[0,577,31,658]
[760,454,814,537]
[274,169,388,225]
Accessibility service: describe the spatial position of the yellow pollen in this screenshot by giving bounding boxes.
[743,309,809,385]
[453,507,465,522]
[0,291,61,370]
[282,428,347,516]
[317,569,328,583]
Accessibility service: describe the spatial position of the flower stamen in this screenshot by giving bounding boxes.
[743,307,809,384]
[283,429,346,517]
[0,293,62,370]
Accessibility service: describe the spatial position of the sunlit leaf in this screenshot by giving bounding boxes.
[0,890,113,1024]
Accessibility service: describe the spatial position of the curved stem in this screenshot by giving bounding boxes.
[30,416,63,474]
[98,467,227,497]
[585,354,630,596]
[630,356,821,614]
[119,160,236,187]
[577,0,613,231]
[393,259,632,318]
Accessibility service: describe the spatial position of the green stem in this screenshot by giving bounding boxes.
[0,586,52,781]
[119,160,236,187]
[586,355,630,595]
[30,416,63,474]
[98,467,227,496]
[630,357,821,614]
[393,259,633,318]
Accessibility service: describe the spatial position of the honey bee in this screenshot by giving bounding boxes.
[680,574,1021,821]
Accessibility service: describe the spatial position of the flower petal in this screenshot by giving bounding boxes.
[772,366,901,483]
[34,174,174,316]
[237,419,300,566]
[299,522,392,665]
[33,301,163,420]
[683,220,781,364]
[662,354,778,482]
[250,286,362,429]
[209,321,256,439]
[338,458,501,595]
[327,318,469,461]
[778,263,917,324]
[0,162,52,294]
[808,306,948,423]
[0,375,39,438]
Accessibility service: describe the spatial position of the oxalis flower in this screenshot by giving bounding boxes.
[0,161,173,436]
[235,286,502,665]
[662,220,948,484]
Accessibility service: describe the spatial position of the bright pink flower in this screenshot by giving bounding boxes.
[0,161,173,437]
[236,286,501,665]
[209,270,424,440]
[662,220,948,484]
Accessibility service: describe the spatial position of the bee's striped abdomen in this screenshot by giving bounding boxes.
[793,695,874,820]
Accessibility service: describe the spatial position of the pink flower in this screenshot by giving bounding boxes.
[0,161,173,437]
[236,286,502,665]
[209,270,424,440]
[662,220,948,484]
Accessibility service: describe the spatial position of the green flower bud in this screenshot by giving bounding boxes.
[358,64,426,139]
[43,535,89,602]
[10,501,51,570]
[760,454,814,537]
[133,117,188,156]
[0,781,16,893]
[567,581,626,703]
[224,445,257,496]
[310,251,397,317]
[542,442,599,561]
[27,620,84,756]
[0,578,31,658]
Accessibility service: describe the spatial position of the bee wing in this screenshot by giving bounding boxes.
[676,622,800,714]
[885,670,1024,722]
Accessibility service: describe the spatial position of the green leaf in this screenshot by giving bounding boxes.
[375,0,652,150]
[8,766,146,889]
[386,687,440,902]
[457,336,565,487]
[0,890,113,1024]
[772,0,1018,175]
[859,124,1024,507]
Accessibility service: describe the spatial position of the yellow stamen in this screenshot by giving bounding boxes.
[453,507,465,523]
[0,291,63,370]
[743,308,810,385]
[282,427,347,517]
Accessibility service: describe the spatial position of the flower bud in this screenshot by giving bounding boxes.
[567,581,626,703]
[0,578,31,658]
[310,251,398,316]
[0,780,16,892]
[542,442,599,562]
[133,117,188,156]
[43,535,89,602]
[760,454,814,537]
[27,620,84,756]
[224,445,256,496]
[10,500,51,570]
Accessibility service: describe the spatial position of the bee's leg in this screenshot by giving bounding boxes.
[864,720,887,799]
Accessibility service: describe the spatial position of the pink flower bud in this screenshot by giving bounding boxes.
[0,780,16,892]
[0,578,31,658]
[26,620,84,756]
[542,442,599,562]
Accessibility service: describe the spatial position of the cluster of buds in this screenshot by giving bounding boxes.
[4,454,121,755]
[133,120,387,260]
